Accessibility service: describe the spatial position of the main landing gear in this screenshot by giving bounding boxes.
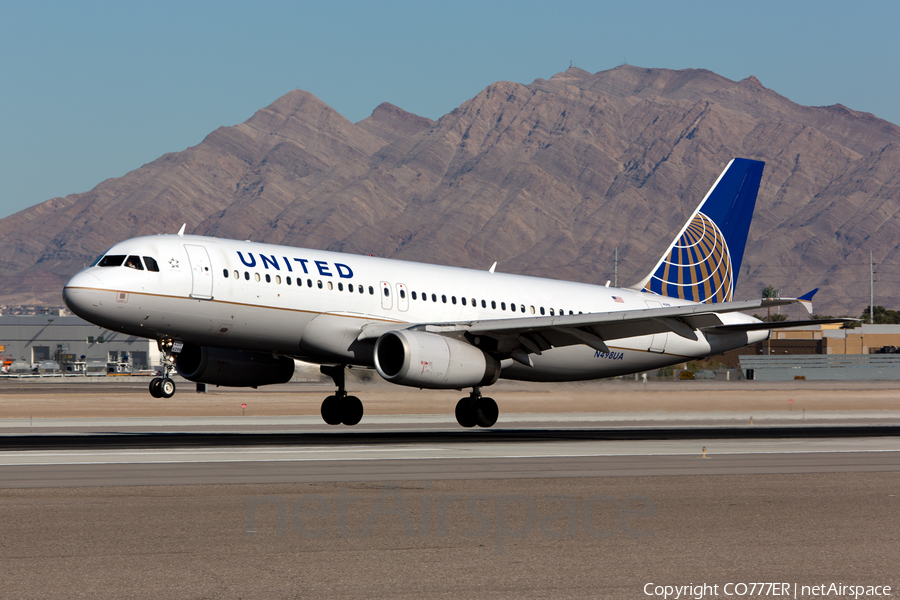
[320,365,363,426]
[455,387,498,428]
[149,339,178,399]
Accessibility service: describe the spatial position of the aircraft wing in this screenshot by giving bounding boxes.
[358,297,817,358]
[463,297,808,356]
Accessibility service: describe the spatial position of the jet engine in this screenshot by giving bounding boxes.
[374,329,500,389]
[174,345,295,387]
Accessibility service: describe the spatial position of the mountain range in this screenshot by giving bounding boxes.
[2,65,899,317]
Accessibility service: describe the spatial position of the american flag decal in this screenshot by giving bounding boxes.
[612,296,624,303]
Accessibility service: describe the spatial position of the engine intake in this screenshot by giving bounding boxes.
[374,330,500,389]
[174,345,295,387]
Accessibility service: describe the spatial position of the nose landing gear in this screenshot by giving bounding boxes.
[320,365,364,426]
[455,387,498,428]
[149,339,179,399]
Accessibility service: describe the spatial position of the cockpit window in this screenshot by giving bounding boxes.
[143,257,159,272]
[98,255,126,267]
[124,256,144,270]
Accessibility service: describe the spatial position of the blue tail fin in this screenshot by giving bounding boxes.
[631,158,764,303]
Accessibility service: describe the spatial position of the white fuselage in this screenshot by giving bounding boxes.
[62,234,767,382]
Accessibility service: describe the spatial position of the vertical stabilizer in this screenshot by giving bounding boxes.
[630,158,764,303]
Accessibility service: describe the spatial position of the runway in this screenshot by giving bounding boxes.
[1,423,897,487]
[2,383,898,598]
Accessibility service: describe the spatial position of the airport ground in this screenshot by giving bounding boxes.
[0,378,897,599]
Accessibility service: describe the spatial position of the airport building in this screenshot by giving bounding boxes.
[0,314,160,374]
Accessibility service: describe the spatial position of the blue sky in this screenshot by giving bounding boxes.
[1,0,898,219]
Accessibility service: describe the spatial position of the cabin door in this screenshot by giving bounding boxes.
[185,244,213,299]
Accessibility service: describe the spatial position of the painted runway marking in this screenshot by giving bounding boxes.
[3,448,898,466]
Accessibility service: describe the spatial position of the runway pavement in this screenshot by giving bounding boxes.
[1,382,898,598]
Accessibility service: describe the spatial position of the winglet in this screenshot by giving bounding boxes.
[797,288,818,315]
[177,224,186,237]
[489,261,497,274]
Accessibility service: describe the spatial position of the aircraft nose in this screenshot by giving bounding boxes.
[63,271,104,320]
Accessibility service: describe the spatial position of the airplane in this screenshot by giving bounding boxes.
[62,158,844,428]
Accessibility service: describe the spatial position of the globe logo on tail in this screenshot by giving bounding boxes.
[642,212,733,303]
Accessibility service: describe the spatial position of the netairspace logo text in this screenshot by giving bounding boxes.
[643,582,892,600]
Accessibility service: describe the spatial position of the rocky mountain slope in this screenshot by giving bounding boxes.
[2,65,899,317]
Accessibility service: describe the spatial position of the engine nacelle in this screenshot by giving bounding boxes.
[374,330,500,389]
[174,345,295,387]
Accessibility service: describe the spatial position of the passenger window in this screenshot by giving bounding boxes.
[540,307,545,315]
[244,272,250,280]
[411,291,417,300]
[481,300,486,308]
[383,287,390,297]
[308,279,313,287]
[491,301,496,309]
[369,286,374,294]
[442,295,447,303]
[400,289,406,299]
[511,303,516,312]
[233,270,239,279]
[348,284,354,293]
[223,269,229,278]
[286,276,292,285]
[265,274,271,283]
[461,297,466,306]
[275,275,281,284]
[254,273,260,282]
[359,285,364,294]
[432,294,437,302]
[98,255,126,267]
[317,280,323,289]
[501,302,506,311]
[549,308,554,316]
[327,281,333,290]
[530,306,535,314]
[144,257,160,272]
[521,305,526,313]
[338,282,343,291]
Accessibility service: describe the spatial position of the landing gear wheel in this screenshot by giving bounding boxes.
[159,378,176,399]
[149,377,163,398]
[455,398,477,428]
[475,397,498,428]
[321,395,342,425]
[341,396,364,426]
